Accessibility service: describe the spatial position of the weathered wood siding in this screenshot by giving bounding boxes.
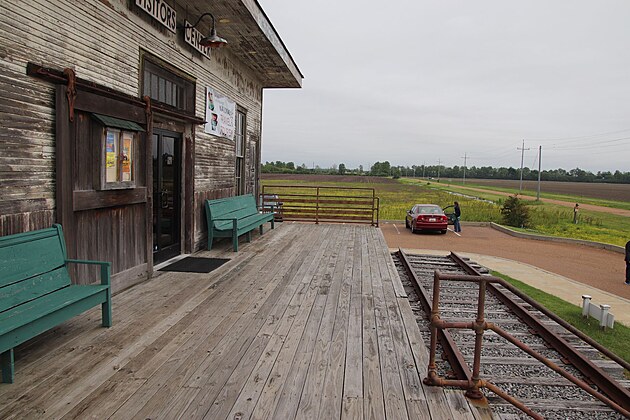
[0,0,266,283]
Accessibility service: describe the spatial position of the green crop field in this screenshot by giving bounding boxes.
[262,175,629,247]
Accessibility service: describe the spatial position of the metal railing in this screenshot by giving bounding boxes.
[260,185,379,226]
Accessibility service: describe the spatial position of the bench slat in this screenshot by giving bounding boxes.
[0,227,66,288]
[0,267,71,313]
[213,213,271,232]
[0,285,109,340]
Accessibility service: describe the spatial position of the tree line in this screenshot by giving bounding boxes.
[261,161,630,183]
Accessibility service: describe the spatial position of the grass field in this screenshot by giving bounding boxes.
[262,175,629,247]
[436,178,630,211]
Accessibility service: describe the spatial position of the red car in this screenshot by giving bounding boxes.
[405,204,448,234]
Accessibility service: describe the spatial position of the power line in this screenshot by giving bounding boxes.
[527,127,630,144]
[548,136,630,150]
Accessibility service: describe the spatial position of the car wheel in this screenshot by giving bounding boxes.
[405,218,410,229]
[441,229,447,234]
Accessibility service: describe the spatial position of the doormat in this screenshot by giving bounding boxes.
[158,257,230,273]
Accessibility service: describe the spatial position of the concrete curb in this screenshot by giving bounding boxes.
[489,222,625,254]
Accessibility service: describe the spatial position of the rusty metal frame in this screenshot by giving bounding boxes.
[450,252,630,410]
[423,266,630,418]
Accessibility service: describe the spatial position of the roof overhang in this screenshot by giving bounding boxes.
[184,0,303,88]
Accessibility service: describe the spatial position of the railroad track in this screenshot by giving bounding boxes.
[392,250,630,419]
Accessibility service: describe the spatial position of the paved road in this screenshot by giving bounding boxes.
[380,223,629,300]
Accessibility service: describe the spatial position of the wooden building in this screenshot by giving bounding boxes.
[0,1,302,291]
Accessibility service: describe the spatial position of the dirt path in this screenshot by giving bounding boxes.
[380,223,630,299]
[450,184,630,217]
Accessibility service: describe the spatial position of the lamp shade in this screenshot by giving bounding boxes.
[200,28,228,48]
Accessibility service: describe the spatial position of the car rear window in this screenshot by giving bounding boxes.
[418,206,441,215]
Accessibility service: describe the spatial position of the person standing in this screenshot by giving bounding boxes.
[625,240,630,285]
[573,203,579,224]
[453,201,462,233]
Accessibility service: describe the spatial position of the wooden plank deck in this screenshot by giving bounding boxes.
[0,223,487,419]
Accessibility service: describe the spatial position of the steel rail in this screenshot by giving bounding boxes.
[450,252,630,413]
[396,249,481,398]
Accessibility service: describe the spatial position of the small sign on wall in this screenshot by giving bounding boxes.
[205,87,236,140]
[184,21,212,59]
[135,0,177,34]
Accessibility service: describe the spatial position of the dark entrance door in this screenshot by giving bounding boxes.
[152,130,181,264]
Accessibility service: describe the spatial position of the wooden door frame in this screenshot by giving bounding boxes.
[151,119,195,262]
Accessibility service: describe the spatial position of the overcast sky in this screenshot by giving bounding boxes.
[258,1,630,172]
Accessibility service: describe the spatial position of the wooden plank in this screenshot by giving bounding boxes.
[191,230,324,418]
[223,225,336,419]
[445,390,477,420]
[367,227,408,420]
[360,227,386,420]
[422,382,460,419]
[75,279,268,417]
[342,396,364,420]
[371,230,429,417]
[169,226,321,419]
[291,226,351,419]
[72,188,147,211]
[98,227,307,419]
[374,229,407,298]
[248,226,344,420]
[342,226,364,402]
[318,225,355,420]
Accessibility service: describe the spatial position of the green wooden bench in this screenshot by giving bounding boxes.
[205,194,275,252]
[0,224,112,383]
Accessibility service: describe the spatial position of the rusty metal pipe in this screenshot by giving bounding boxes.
[435,273,502,283]
[467,278,487,400]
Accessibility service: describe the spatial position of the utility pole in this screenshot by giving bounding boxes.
[422,162,426,178]
[517,140,530,193]
[536,145,542,200]
[461,153,467,184]
[437,158,441,182]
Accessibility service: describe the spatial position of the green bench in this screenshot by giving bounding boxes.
[0,224,112,383]
[205,194,275,252]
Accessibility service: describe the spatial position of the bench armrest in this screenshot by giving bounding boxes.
[211,217,238,232]
[65,259,111,286]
